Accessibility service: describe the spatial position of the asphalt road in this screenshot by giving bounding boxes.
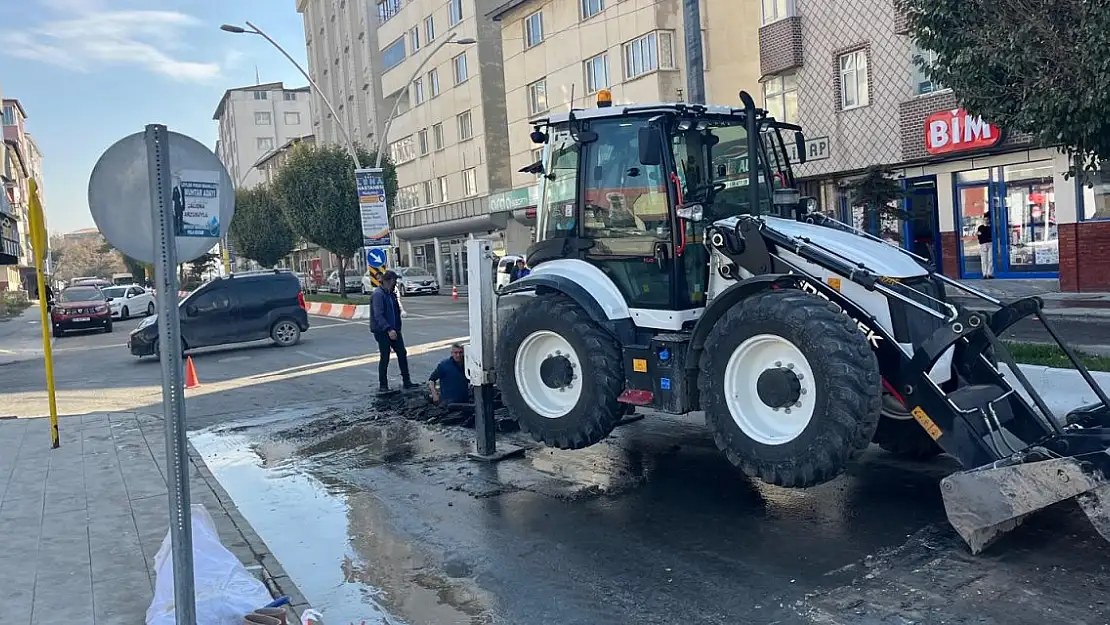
[5,294,1110,624]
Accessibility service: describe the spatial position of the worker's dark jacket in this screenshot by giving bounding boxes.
[370,287,402,333]
[429,357,470,405]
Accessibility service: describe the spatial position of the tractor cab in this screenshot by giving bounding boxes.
[524,90,807,317]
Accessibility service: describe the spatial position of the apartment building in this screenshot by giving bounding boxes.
[489,0,762,254]
[297,0,387,150]
[759,0,1110,291]
[212,82,314,188]
[2,98,37,292]
[373,0,512,287]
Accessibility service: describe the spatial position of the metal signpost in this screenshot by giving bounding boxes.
[88,125,235,625]
[356,168,391,269]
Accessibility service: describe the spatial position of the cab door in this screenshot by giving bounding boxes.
[579,118,677,313]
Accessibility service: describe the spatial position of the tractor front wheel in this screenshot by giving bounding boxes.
[699,289,882,488]
[496,294,625,449]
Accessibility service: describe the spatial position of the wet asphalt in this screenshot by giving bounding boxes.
[192,402,1110,625]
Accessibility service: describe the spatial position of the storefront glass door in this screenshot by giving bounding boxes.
[904,176,940,271]
[954,161,1059,279]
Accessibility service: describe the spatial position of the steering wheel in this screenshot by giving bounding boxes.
[685,181,727,202]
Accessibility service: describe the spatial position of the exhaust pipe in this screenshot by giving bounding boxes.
[941,455,1110,553]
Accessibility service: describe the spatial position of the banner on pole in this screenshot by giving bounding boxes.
[356,168,390,246]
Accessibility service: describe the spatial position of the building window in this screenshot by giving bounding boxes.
[462,168,478,196]
[396,184,422,211]
[453,53,469,84]
[439,176,450,202]
[457,110,473,141]
[839,49,870,109]
[257,137,274,151]
[284,112,302,125]
[449,0,463,25]
[433,123,445,150]
[584,53,610,93]
[524,11,544,48]
[412,77,425,104]
[423,180,436,204]
[911,43,942,95]
[410,26,421,54]
[1081,163,1110,221]
[425,15,436,42]
[762,74,797,123]
[283,92,297,101]
[389,136,417,164]
[253,91,268,100]
[530,147,544,175]
[528,79,548,115]
[378,0,400,24]
[428,69,441,97]
[418,128,429,154]
[762,0,794,24]
[624,31,675,80]
[254,112,272,125]
[383,37,407,71]
[1,105,14,125]
[582,0,604,19]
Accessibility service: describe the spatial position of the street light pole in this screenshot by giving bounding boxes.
[375,32,476,169]
[221,22,362,168]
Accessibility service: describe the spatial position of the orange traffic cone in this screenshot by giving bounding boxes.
[451,285,459,301]
[184,356,201,389]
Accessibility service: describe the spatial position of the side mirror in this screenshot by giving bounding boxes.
[638,127,663,166]
[185,304,198,316]
[676,204,704,222]
[794,132,807,164]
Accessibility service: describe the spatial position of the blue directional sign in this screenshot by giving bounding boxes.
[366,247,388,268]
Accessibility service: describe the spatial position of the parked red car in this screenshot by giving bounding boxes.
[52,285,113,337]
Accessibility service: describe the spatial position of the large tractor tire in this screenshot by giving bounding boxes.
[699,289,882,488]
[496,294,625,449]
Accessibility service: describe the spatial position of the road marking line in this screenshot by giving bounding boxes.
[296,350,327,361]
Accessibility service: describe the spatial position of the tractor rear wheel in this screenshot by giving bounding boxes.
[699,289,882,488]
[874,394,944,460]
[496,294,625,450]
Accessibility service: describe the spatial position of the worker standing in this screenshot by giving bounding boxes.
[370,270,418,392]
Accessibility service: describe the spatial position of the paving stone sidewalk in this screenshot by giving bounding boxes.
[0,412,310,624]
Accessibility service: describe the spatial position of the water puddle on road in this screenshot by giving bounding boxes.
[190,411,493,625]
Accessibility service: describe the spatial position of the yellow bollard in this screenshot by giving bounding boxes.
[27,179,60,448]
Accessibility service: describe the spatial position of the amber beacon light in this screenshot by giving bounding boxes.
[597,89,613,107]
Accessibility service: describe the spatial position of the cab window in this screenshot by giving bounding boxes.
[190,290,230,314]
[538,137,579,240]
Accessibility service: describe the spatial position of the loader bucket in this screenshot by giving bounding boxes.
[941,455,1110,553]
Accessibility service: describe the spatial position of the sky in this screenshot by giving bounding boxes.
[1,0,311,234]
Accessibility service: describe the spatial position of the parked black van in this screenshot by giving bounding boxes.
[128,270,310,358]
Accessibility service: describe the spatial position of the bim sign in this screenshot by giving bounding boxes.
[924,109,1002,155]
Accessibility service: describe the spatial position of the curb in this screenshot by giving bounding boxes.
[186,442,313,620]
[952,299,1110,320]
[306,301,368,320]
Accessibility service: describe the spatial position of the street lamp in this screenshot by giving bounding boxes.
[374,32,477,169]
[221,21,362,169]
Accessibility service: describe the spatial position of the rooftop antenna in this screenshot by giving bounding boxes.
[255,65,260,85]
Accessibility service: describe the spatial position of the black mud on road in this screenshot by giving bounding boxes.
[193,400,1110,625]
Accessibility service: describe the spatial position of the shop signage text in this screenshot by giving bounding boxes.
[924,109,1002,155]
[786,136,831,163]
[489,185,539,213]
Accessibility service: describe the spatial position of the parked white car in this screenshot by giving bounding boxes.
[100,284,156,320]
[326,270,362,293]
[496,255,524,293]
[363,266,439,295]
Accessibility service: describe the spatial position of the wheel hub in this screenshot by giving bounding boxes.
[539,354,574,389]
[756,367,802,408]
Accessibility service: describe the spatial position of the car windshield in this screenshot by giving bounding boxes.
[403,268,431,277]
[60,288,104,302]
[101,287,127,298]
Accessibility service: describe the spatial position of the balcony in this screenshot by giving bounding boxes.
[0,234,20,265]
[759,15,804,78]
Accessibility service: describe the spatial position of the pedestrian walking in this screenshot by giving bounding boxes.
[370,270,418,392]
[977,213,994,279]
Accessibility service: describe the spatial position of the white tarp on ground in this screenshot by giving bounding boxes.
[146,504,272,625]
